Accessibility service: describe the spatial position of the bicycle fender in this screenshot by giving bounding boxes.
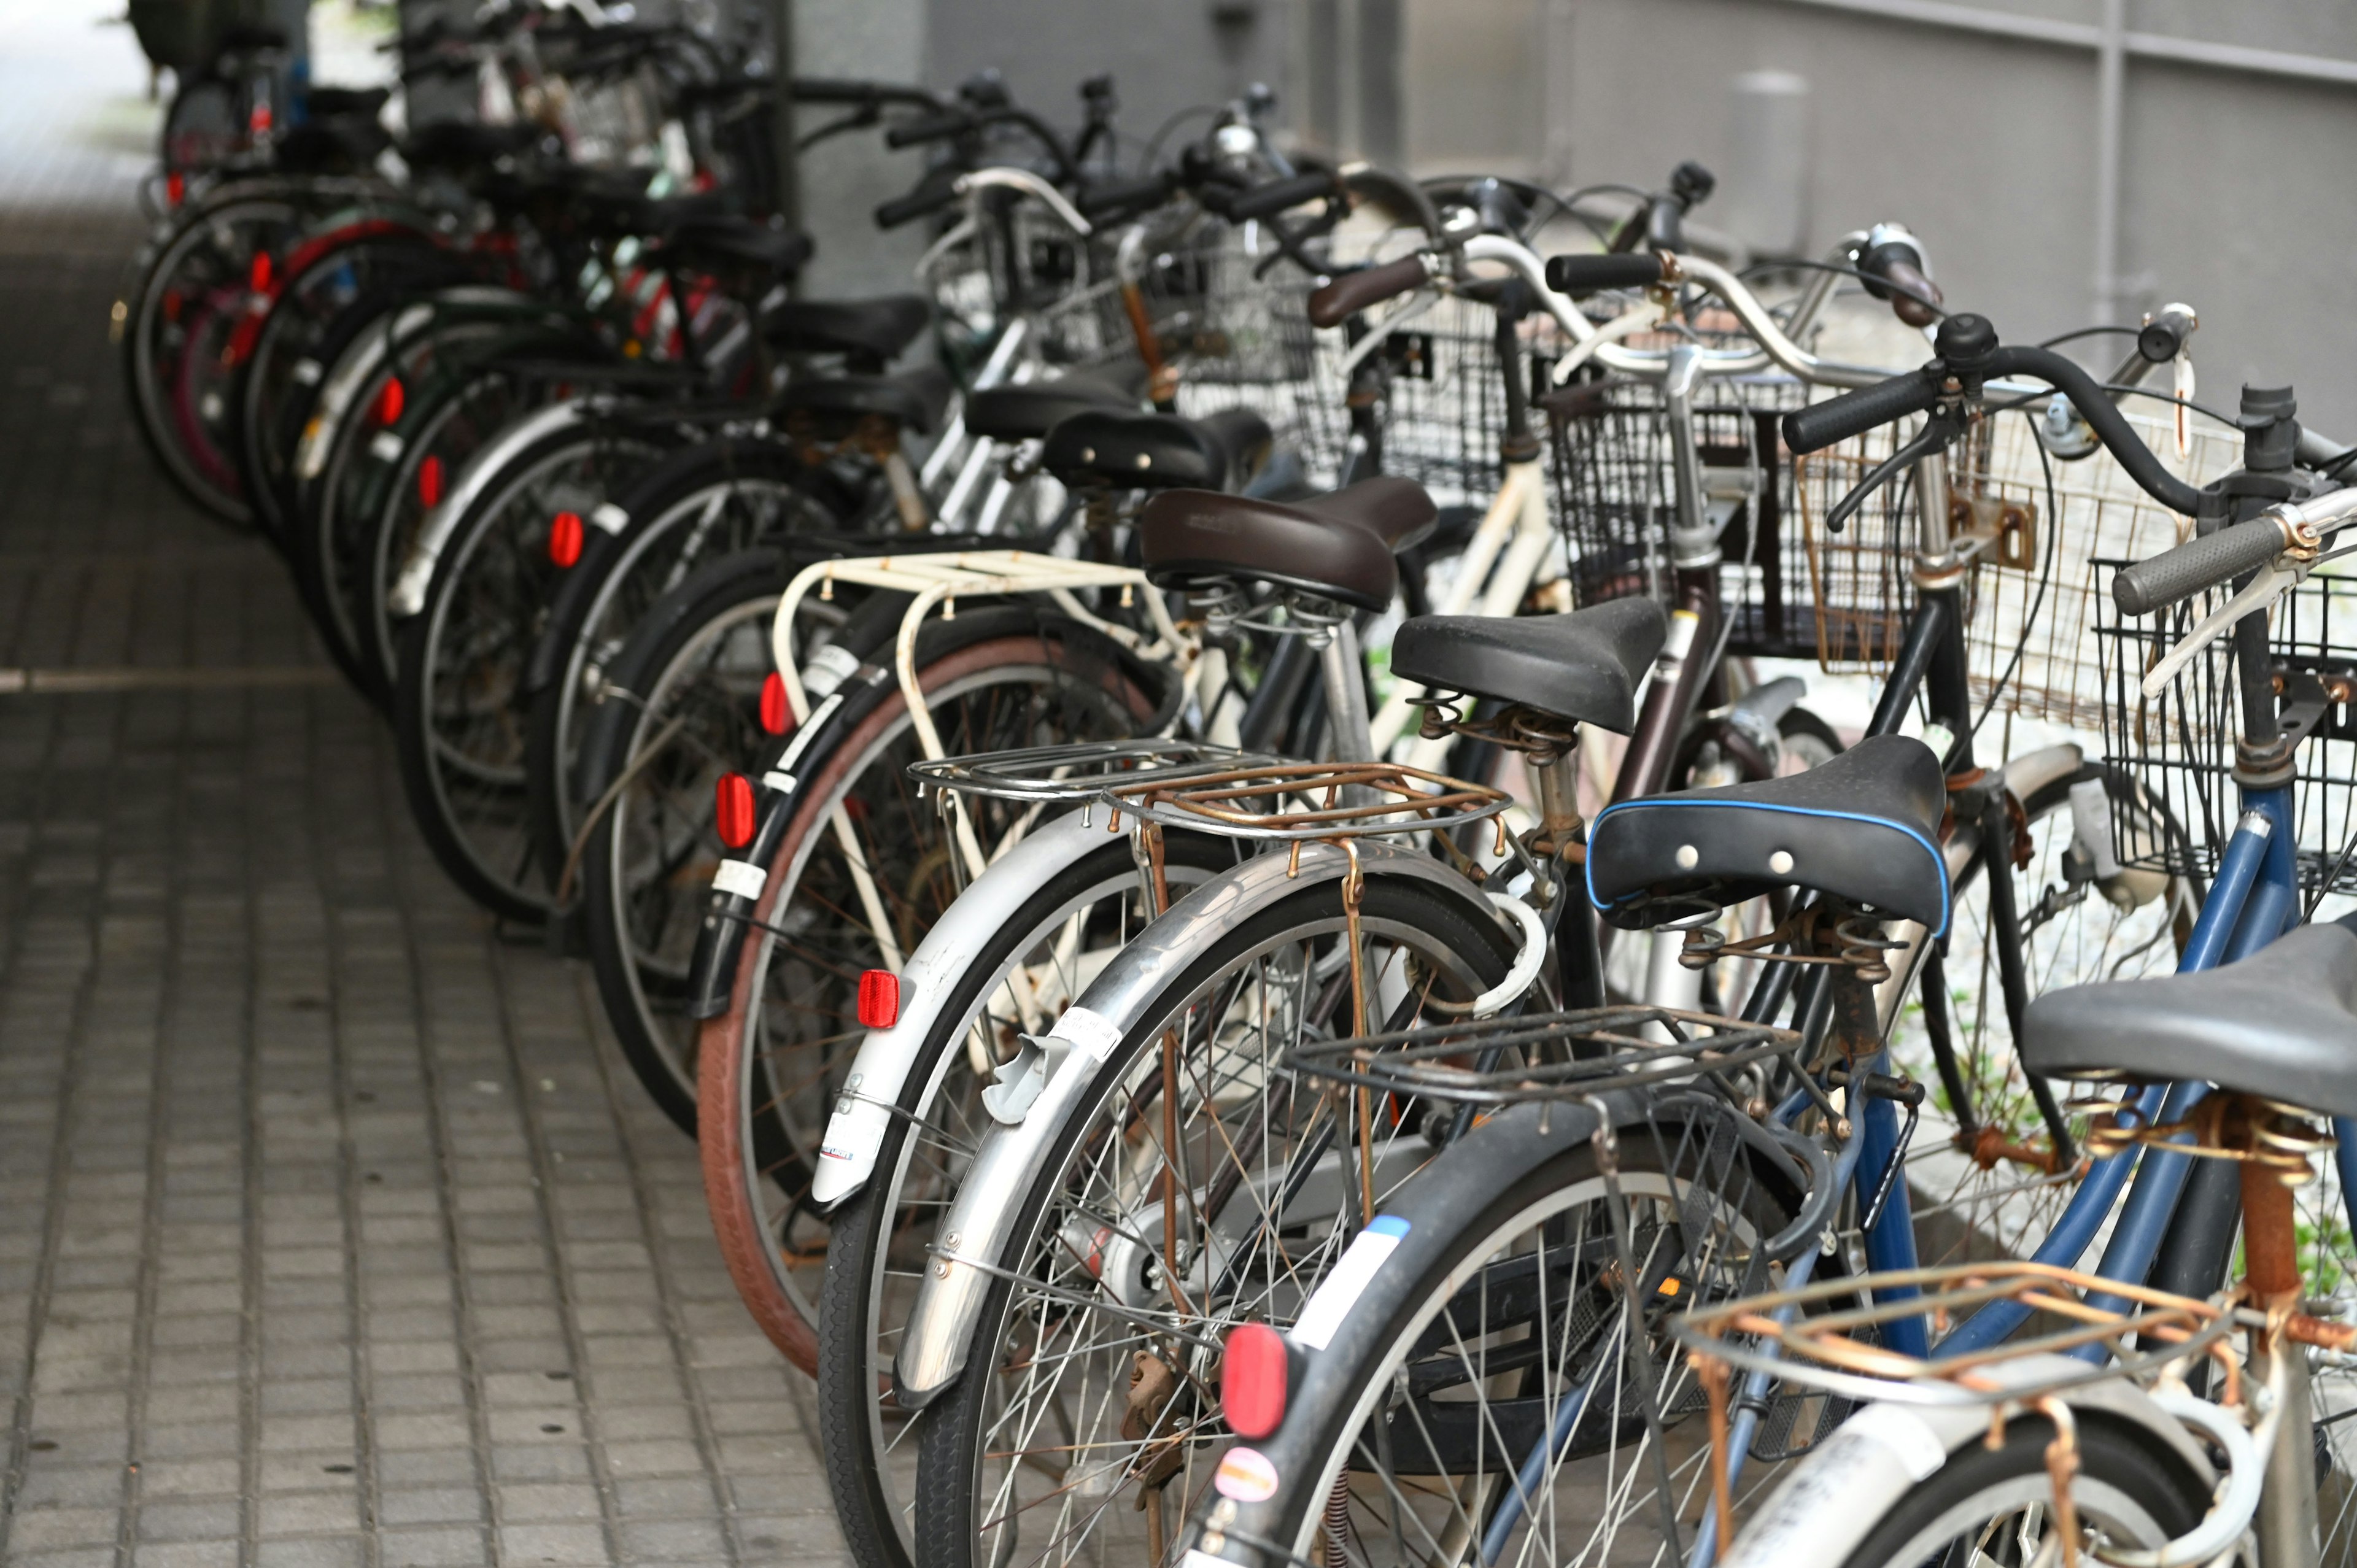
[1995,741,2084,808]
[889,841,1511,1408]
[808,809,1118,1210]
[386,396,598,618]
[1720,1361,2210,1568]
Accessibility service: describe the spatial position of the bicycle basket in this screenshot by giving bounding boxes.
[2097,549,2357,892]
[1546,372,1815,657]
[1957,405,2242,731]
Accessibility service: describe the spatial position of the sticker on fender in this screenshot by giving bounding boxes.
[1289,1216,1410,1350]
[1212,1446,1279,1502]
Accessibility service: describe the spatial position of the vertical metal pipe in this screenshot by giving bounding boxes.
[2092,0,2126,326]
[768,0,802,242]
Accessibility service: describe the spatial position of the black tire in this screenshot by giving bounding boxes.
[118,190,306,523]
[388,401,662,921]
[1180,1121,1805,1568]
[522,438,854,899]
[228,232,452,549]
[1835,1412,2206,1568]
[818,832,1241,1568]
[694,610,1178,1368]
[572,547,832,1129]
[910,876,1521,1568]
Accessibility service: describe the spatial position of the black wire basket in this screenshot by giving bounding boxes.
[2096,558,2357,894]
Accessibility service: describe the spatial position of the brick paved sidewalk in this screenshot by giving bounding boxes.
[0,208,845,1568]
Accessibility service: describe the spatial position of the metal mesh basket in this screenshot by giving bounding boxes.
[1956,406,2243,730]
[1368,294,1575,511]
[2096,555,2357,892]
[1148,225,1354,485]
[1546,371,1817,657]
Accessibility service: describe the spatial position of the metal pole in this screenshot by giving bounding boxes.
[768,0,801,241]
[2091,0,2125,326]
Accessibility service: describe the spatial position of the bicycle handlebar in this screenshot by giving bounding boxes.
[2112,519,2294,616]
[1780,318,2208,516]
[1076,170,1173,222]
[875,177,959,229]
[884,110,970,149]
[1307,253,1430,329]
[1781,369,1945,453]
[1543,251,1667,296]
[1223,169,1339,222]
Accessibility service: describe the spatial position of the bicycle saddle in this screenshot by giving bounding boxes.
[2021,917,2357,1117]
[1391,598,1665,734]
[1042,409,1272,494]
[1136,475,1436,611]
[657,217,813,282]
[773,364,956,436]
[962,374,1137,443]
[761,295,931,371]
[307,86,392,121]
[399,120,544,172]
[1587,734,1950,932]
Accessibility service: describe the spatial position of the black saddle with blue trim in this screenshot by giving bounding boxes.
[1586,733,1950,932]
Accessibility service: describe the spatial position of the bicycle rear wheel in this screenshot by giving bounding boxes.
[696,614,1175,1366]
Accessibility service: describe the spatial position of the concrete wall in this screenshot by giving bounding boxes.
[789,0,931,300]
[1533,0,2357,432]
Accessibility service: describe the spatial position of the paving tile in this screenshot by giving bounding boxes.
[0,203,840,1568]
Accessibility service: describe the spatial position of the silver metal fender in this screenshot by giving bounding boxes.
[389,396,597,616]
[809,810,1123,1208]
[1996,741,2086,807]
[891,840,1509,1405]
[1722,1355,2213,1568]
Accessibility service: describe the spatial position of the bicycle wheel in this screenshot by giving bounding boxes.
[1178,1110,1807,1568]
[390,412,667,921]
[818,828,1242,1568]
[1768,1410,2203,1568]
[697,614,1178,1366]
[573,547,845,1129]
[524,438,853,895]
[908,875,1522,1568]
[1894,760,2194,1269]
[120,190,304,522]
[230,230,451,547]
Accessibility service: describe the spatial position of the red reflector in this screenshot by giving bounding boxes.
[417,454,443,508]
[857,970,900,1029]
[378,376,404,425]
[759,672,790,735]
[1222,1323,1289,1439]
[548,511,583,568]
[249,250,272,292]
[166,172,185,207]
[715,773,756,848]
[250,102,273,133]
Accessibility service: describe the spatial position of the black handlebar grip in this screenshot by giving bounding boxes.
[873,180,959,230]
[2111,520,2288,616]
[1226,171,1336,221]
[1306,253,1431,330]
[1077,171,1172,220]
[2137,304,2197,365]
[884,110,971,149]
[1781,372,1943,455]
[1543,252,1666,296]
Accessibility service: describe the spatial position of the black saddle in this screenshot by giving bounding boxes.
[1392,598,1666,735]
[399,120,543,172]
[964,375,1137,443]
[659,217,813,282]
[1041,409,1273,493]
[2022,917,2357,1118]
[1137,476,1436,612]
[1587,734,1949,932]
[774,364,955,436]
[762,295,931,371]
[307,86,392,121]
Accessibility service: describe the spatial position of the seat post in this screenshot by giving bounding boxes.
[1314,619,1376,767]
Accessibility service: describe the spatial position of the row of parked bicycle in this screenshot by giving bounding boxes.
[121,7,2357,1565]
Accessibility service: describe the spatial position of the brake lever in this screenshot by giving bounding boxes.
[1824,408,1962,535]
[2140,557,2306,699]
